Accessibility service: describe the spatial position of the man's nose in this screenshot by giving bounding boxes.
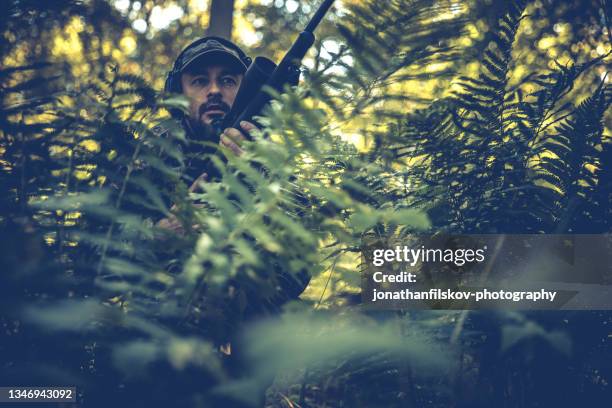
[207,80,221,96]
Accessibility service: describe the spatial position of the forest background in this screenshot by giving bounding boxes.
[1,0,611,407]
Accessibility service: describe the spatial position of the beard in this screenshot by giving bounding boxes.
[188,96,231,141]
[187,116,220,141]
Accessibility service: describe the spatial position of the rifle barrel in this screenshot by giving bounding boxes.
[227,0,335,132]
[304,0,335,33]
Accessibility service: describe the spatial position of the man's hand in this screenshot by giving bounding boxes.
[155,173,207,235]
[220,121,258,156]
[155,213,185,235]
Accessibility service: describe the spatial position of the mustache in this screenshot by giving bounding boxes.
[198,98,231,116]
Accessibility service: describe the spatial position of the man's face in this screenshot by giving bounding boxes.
[180,63,243,138]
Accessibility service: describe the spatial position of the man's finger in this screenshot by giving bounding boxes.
[220,134,244,156]
[223,127,246,144]
[240,121,258,134]
[189,172,208,193]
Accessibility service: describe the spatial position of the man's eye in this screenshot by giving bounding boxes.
[221,77,237,87]
[192,77,208,86]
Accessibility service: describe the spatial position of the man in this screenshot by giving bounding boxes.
[156,36,258,232]
[153,37,311,405]
[156,36,310,386]
[156,35,310,299]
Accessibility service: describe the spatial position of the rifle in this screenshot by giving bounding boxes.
[221,0,335,136]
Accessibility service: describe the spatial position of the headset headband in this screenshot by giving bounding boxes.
[164,36,252,95]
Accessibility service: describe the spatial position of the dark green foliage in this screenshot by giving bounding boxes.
[388,0,610,234]
[307,0,465,123]
[0,46,435,407]
[1,0,610,407]
[537,82,611,232]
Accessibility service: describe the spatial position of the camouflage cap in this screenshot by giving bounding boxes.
[178,37,249,74]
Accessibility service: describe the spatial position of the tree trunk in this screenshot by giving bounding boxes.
[207,0,235,40]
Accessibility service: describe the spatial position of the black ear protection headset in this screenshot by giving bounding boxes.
[164,36,252,95]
